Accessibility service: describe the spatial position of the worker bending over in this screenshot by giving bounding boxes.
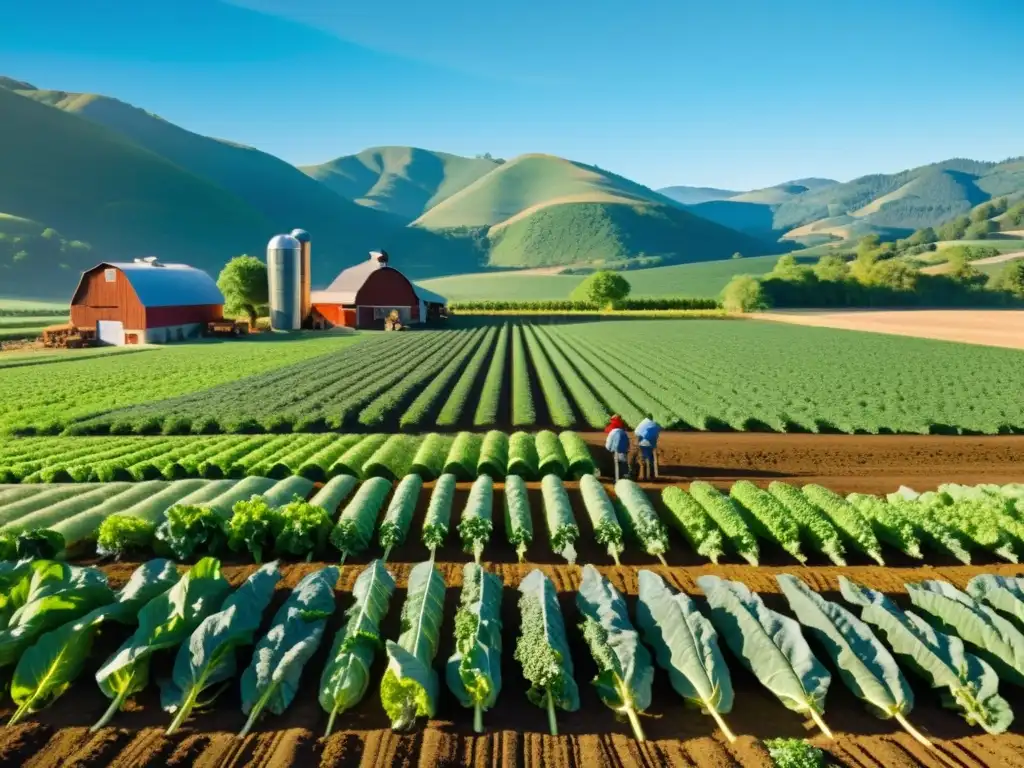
[634,414,662,481]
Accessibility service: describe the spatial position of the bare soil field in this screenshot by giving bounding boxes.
[754,309,1024,351]
[581,431,1024,494]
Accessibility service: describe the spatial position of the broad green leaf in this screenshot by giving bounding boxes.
[840,576,1013,735]
[93,557,231,730]
[696,575,831,734]
[777,575,913,721]
[8,559,180,724]
[907,579,1024,688]
[319,560,396,736]
[161,562,282,733]
[239,566,339,736]
[966,575,1024,632]
[576,564,653,740]
[514,568,579,736]
[635,570,734,740]
[381,560,445,731]
[0,562,113,669]
[446,563,503,731]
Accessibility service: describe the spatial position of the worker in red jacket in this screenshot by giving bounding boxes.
[604,414,626,434]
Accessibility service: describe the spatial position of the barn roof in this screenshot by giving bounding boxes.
[313,254,447,306]
[95,261,224,307]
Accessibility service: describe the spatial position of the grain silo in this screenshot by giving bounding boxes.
[290,228,312,323]
[267,234,301,330]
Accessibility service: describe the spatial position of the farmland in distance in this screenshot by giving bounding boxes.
[4,318,1023,436]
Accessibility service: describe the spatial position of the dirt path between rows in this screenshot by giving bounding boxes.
[580,431,1024,494]
[753,309,1024,351]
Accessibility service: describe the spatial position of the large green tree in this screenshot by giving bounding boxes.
[217,255,268,327]
[721,275,767,312]
[570,270,631,307]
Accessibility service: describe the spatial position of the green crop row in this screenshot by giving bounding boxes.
[0,432,596,484]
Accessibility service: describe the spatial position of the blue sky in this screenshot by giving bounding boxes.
[2,0,1022,190]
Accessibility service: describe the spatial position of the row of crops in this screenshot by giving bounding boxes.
[2,467,1022,566]
[1,555,1021,746]
[7,319,1023,436]
[0,431,594,484]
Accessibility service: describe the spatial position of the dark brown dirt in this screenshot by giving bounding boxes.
[581,431,1024,494]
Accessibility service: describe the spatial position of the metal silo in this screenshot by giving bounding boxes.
[267,234,301,330]
[290,228,312,323]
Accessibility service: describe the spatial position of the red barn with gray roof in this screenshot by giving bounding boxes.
[310,251,447,329]
[70,258,224,344]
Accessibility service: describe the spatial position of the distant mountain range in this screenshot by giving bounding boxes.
[1,74,1021,299]
[660,164,1024,244]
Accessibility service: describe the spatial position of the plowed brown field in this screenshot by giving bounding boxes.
[1,436,1022,768]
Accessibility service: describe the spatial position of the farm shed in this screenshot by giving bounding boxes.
[70,258,224,345]
[309,251,447,329]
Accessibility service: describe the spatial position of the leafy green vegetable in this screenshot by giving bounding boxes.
[458,475,494,563]
[847,493,922,559]
[0,561,113,670]
[274,497,333,560]
[840,575,1012,735]
[446,563,503,732]
[730,481,805,563]
[15,529,65,560]
[156,505,228,560]
[96,515,156,560]
[579,476,624,564]
[477,430,509,480]
[422,474,456,554]
[515,568,579,735]
[614,479,668,562]
[576,565,652,741]
[162,562,282,734]
[908,579,1024,687]
[381,560,446,731]
[767,481,846,566]
[659,486,723,564]
[635,570,734,741]
[541,475,578,565]
[696,575,832,736]
[8,559,180,725]
[330,477,391,561]
[319,560,396,736]
[777,574,936,750]
[239,566,339,736]
[503,475,533,562]
[92,557,231,731]
[689,482,759,565]
[966,574,1024,632]
[0,532,15,561]
[227,496,283,563]
[802,484,884,565]
[379,474,423,560]
[765,739,825,768]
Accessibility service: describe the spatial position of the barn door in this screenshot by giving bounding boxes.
[96,320,125,346]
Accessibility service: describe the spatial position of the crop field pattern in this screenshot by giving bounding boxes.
[9,319,1023,437]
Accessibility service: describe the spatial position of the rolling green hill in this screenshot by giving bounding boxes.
[411,154,782,269]
[0,86,274,297]
[300,146,498,221]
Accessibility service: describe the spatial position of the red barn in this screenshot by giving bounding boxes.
[310,251,447,329]
[70,258,224,345]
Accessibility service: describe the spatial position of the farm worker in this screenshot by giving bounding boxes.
[634,414,663,481]
[604,414,627,434]
[605,427,630,481]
